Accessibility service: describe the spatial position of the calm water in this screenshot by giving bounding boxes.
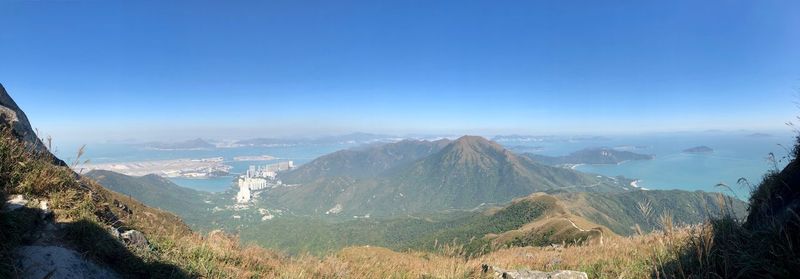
[60,131,794,196]
[522,132,793,196]
[62,143,356,192]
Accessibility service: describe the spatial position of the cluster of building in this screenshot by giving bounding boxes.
[236,161,295,203]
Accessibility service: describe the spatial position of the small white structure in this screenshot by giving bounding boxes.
[236,182,251,203]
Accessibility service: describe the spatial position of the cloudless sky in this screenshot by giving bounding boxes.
[1,0,799,142]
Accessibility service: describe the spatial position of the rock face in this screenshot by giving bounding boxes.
[482,265,588,279]
[0,83,65,165]
[15,245,119,279]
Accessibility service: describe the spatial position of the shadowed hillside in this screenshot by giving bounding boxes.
[84,170,213,227]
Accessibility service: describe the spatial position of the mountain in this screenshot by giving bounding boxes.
[268,136,630,217]
[280,139,451,182]
[143,138,215,150]
[523,148,654,166]
[84,170,212,226]
[491,135,610,143]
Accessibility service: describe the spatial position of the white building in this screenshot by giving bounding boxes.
[236,181,251,203]
[239,176,269,191]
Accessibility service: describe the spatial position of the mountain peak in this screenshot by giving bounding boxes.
[445,135,510,163]
[451,135,503,150]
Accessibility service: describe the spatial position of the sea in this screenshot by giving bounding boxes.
[57,142,357,193]
[55,131,795,197]
[521,131,794,197]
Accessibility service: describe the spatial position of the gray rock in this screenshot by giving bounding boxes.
[120,230,149,249]
[38,199,53,220]
[15,245,119,279]
[482,264,588,279]
[3,194,28,212]
[108,227,121,239]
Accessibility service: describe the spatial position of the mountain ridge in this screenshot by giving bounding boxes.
[267,135,631,217]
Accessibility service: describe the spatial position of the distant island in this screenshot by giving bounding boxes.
[683,146,713,153]
[506,145,545,153]
[234,132,397,147]
[492,135,610,143]
[233,155,278,161]
[523,147,654,166]
[144,138,216,150]
[747,133,772,138]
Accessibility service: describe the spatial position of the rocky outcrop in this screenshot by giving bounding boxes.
[0,83,65,165]
[482,264,588,279]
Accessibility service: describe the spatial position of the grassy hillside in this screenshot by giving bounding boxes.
[556,190,746,234]
[236,191,744,256]
[84,170,214,227]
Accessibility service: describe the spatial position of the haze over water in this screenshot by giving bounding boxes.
[61,130,794,195]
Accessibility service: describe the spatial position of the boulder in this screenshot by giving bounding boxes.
[120,230,149,249]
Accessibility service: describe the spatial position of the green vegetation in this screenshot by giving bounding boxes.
[85,170,214,226]
[238,191,745,256]
[239,196,555,256]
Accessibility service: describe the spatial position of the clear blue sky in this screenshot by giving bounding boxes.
[1,1,799,142]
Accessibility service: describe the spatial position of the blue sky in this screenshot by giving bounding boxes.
[1,1,799,142]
